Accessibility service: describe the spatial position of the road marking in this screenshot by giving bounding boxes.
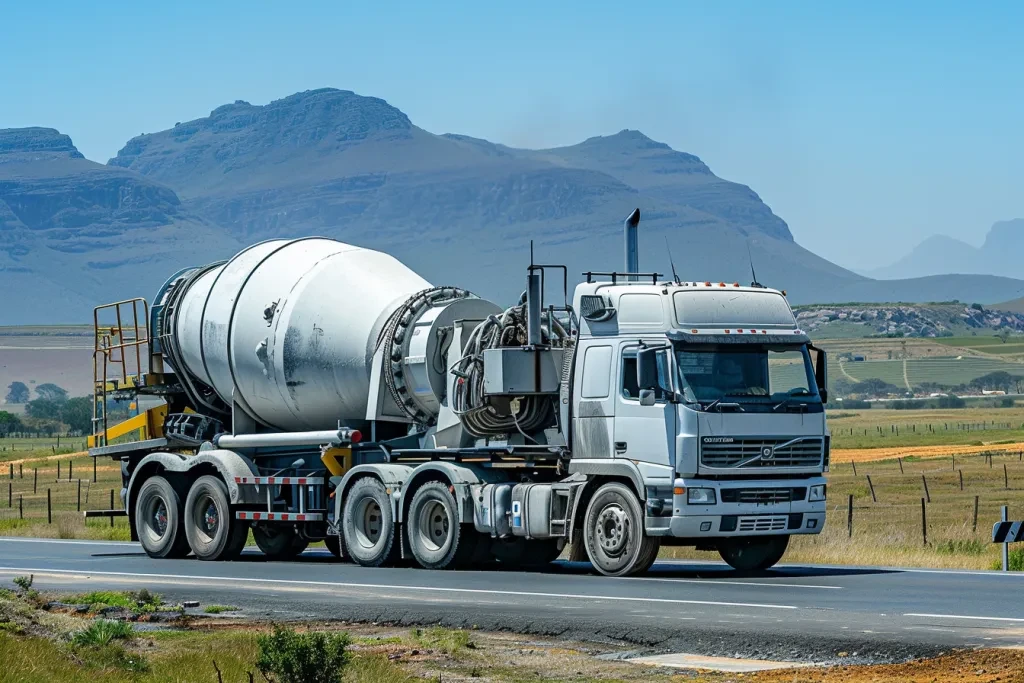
[0,538,137,547]
[625,576,840,590]
[0,566,798,611]
[905,614,1024,626]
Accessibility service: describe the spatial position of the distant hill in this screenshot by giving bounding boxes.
[865,219,1024,280]
[3,88,1024,323]
[794,302,1024,338]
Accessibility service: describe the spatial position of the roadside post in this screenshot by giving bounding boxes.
[992,506,1022,572]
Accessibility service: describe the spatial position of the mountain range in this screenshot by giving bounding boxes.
[3,88,1023,324]
[864,219,1024,281]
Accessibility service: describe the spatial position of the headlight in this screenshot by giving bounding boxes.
[687,488,717,505]
[809,484,826,502]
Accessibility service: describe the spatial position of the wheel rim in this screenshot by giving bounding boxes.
[594,503,630,557]
[352,496,383,550]
[417,499,451,553]
[192,493,220,544]
[142,494,169,544]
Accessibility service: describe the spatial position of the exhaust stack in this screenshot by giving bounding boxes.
[624,208,640,281]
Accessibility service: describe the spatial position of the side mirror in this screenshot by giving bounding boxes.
[639,389,657,407]
[809,345,828,403]
[637,346,660,391]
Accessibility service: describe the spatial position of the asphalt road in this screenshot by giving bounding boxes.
[1,537,1023,665]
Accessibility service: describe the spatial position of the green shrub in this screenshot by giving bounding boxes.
[935,539,986,556]
[413,627,473,656]
[12,576,32,592]
[256,625,350,683]
[991,548,1024,571]
[71,619,134,647]
[203,605,239,614]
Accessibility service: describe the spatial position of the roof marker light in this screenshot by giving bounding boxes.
[733,282,740,287]
[704,281,711,286]
[691,329,699,333]
[737,328,744,333]
[718,282,726,287]
[724,329,731,334]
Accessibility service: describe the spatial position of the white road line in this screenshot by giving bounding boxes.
[625,576,840,590]
[0,538,137,547]
[654,559,1024,579]
[905,613,1024,623]
[0,566,799,611]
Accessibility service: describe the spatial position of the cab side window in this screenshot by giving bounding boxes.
[620,350,671,402]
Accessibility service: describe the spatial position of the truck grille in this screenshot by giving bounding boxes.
[700,437,823,469]
[720,487,807,504]
[738,516,788,532]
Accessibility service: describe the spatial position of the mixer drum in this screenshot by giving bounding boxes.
[165,238,437,431]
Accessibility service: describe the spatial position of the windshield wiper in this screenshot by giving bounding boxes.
[702,397,745,412]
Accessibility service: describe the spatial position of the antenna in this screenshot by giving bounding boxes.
[747,240,762,288]
[665,236,680,284]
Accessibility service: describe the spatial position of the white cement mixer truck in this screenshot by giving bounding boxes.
[88,210,830,576]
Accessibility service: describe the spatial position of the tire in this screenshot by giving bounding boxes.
[184,475,248,561]
[583,482,660,577]
[718,535,789,572]
[407,481,478,570]
[490,537,563,568]
[324,534,348,561]
[134,475,190,559]
[253,526,309,560]
[342,477,400,567]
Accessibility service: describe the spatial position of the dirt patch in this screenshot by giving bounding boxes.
[746,648,1024,683]
[834,442,1024,463]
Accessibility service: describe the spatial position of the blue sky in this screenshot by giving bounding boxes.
[2,1,1021,270]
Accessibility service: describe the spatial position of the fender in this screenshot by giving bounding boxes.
[125,449,262,525]
[398,462,508,524]
[566,459,646,538]
[332,463,416,523]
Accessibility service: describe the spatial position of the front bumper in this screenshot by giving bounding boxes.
[646,476,827,538]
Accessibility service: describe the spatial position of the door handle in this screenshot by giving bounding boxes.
[614,441,627,453]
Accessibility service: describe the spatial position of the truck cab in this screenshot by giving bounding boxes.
[569,277,829,570]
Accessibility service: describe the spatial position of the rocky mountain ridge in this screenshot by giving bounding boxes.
[794,302,1024,338]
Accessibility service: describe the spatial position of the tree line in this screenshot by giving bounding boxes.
[2,381,92,436]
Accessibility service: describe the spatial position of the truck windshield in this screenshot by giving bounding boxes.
[673,343,819,408]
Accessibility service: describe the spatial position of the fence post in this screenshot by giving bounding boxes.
[898,457,904,474]
[852,461,857,476]
[1002,506,1010,572]
[866,475,877,502]
[1004,463,1010,490]
[19,494,22,520]
[110,489,115,528]
[93,456,97,483]
[47,489,51,524]
[847,494,853,537]
[57,461,61,481]
[952,455,955,470]
[7,482,10,508]
[972,495,979,532]
[921,474,931,503]
[959,469,964,491]
[921,498,927,546]
[77,479,81,512]
[33,468,37,494]
[68,460,72,482]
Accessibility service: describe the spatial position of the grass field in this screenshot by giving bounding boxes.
[828,406,1024,449]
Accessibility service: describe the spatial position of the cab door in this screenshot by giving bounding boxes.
[613,343,676,468]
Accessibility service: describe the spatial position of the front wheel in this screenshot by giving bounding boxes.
[583,483,660,577]
[342,477,400,567]
[184,476,248,561]
[253,526,309,560]
[718,535,789,572]
[134,475,190,559]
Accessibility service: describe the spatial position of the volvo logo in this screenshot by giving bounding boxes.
[702,437,734,443]
[760,446,775,460]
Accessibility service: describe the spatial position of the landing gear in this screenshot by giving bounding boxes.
[718,535,789,572]
[135,476,190,559]
[407,481,478,570]
[342,477,400,567]
[253,525,309,560]
[583,483,660,577]
[184,475,248,561]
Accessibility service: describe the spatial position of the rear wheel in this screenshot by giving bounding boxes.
[407,481,478,570]
[342,477,400,567]
[253,525,309,560]
[184,475,248,561]
[583,483,660,577]
[324,534,347,561]
[135,475,190,559]
[718,536,789,572]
